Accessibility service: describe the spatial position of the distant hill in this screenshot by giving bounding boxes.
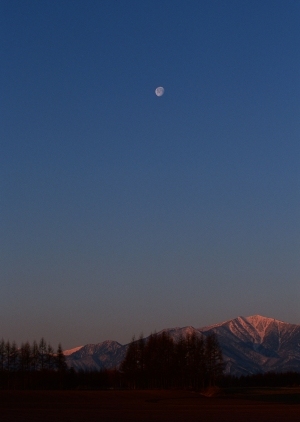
[65,315,300,376]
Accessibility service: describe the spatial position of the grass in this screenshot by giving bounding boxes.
[1,388,300,421]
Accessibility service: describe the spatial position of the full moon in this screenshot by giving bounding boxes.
[155,86,164,97]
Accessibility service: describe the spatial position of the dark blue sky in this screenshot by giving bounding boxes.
[1,0,299,348]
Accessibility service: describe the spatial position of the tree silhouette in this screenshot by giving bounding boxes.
[205,332,224,386]
[38,338,47,371]
[121,330,224,389]
[56,343,67,372]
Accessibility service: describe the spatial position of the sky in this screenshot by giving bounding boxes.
[1,0,299,349]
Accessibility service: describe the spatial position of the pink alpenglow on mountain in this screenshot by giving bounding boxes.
[63,346,83,356]
[65,315,300,376]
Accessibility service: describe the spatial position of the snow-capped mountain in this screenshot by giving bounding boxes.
[202,315,300,375]
[65,315,300,376]
[65,340,127,371]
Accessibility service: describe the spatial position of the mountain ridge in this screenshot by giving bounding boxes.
[65,315,300,376]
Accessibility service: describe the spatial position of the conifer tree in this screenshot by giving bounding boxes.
[120,336,139,388]
[39,338,47,370]
[31,341,39,371]
[137,334,146,387]
[56,343,67,372]
[56,344,67,389]
[185,332,205,389]
[46,344,55,370]
[205,332,224,386]
[20,342,31,372]
[5,341,11,372]
[10,341,19,372]
[174,335,188,387]
[0,339,5,372]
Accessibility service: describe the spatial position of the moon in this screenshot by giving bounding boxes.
[155,86,164,97]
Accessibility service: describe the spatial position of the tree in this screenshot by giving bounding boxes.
[56,343,67,372]
[120,336,139,389]
[0,339,5,372]
[5,341,11,372]
[154,332,174,388]
[46,344,55,370]
[174,335,188,388]
[31,341,39,371]
[38,338,47,371]
[55,344,67,389]
[185,332,205,390]
[19,342,32,388]
[20,342,31,372]
[143,332,175,388]
[10,341,19,372]
[205,333,224,386]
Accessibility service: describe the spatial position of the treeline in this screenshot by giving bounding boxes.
[3,333,298,391]
[0,338,67,389]
[120,331,224,389]
[0,332,224,390]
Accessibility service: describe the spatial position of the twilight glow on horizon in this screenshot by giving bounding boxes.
[1,0,299,349]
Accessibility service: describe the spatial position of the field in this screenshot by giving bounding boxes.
[1,388,300,421]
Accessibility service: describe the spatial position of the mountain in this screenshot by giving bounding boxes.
[65,315,300,376]
[203,315,300,375]
[65,340,127,371]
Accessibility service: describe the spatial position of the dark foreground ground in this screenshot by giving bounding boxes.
[1,388,300,422]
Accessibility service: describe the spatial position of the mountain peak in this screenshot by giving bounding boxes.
[246,314,276,323]
[244,315,286,330]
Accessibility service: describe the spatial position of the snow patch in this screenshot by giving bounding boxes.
[63,346,83,356]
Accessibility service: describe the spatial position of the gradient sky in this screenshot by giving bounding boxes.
[1,0,299,349]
